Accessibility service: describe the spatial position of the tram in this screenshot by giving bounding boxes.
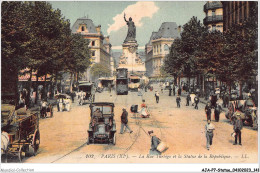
[116,68,128,95]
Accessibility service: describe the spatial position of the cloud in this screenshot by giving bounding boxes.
[107,2,159,34]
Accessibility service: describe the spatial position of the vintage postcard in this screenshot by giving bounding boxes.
[1,1,259,172]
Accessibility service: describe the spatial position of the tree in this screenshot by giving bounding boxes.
[163,17,208,87]
[64,34,91,91]
[90,63,110,80]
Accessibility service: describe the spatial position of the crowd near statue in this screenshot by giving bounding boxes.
[124,13,136,42]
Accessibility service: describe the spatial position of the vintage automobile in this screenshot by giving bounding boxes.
[87,102,116,145]
[225,99,257,129]
[1,104,40,162]
[78,82,95,104]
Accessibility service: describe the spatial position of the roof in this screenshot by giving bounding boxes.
[71,17,97,33]
[154,22,180,39]
[78,82,93,86]
[147,32,158,45]
[89,102,115,107]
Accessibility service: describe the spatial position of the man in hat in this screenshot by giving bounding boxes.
[148,130,161,155]
[93,108,102,118]
[169,85,172,96]
[233,115,243,145]
[120,108,133,134]
[205,120,215,150]
[186,93,191,106]
[194,94,199,110]
[155,91,160,103]
[176,94,181,108]
[205,102,212,121]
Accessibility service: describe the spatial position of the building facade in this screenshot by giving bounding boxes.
[145,22,181,78]
[203,1,223,32]
[71,17,112,81]
[221,1,257,32]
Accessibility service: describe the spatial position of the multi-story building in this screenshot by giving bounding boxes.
[221,1,257,32]
[71,16,112,81]
[203,1,223,32]
[145,22,181,78]
[145,32,157,77]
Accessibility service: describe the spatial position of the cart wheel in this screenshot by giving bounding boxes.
[1,151,8,163]
[32,130,40,156]
[112,134,116,145]
[18,146,25,162]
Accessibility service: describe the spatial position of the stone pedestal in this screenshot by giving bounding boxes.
[118,41,145,73]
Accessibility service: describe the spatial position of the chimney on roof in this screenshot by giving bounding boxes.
[96,25,101,34]
[105,36,110,44]
[178,25,182,33]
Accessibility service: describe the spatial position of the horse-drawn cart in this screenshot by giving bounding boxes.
[1,104,40,162]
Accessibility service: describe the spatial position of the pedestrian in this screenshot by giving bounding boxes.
[58,97,64,112]
[233,115,243,145]
[205,102,212,121]
[41,99,47,118]
[120,108,133,134]
[178,87,181,96]
[214,103,222,122]
[172,84,176,96]
[148,130,161,155]
[194,95,199,109]
[155,91,160,103]
[79,90,85,105]
[205,120,215,150]
[140,100,150,118]
[176,95,181,108]
[161,83,164,93]
[169,85,172,96]
[71,91,75,103]
[186,93,191,106]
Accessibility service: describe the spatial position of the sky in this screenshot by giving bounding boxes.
[50,1,206,51]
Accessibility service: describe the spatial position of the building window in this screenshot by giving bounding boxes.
[212,10,216,17]
[92,51,95,57]
[81,26,85,31]
[92,41,95,46]
[164,44,169,51]
[212,25,216,31]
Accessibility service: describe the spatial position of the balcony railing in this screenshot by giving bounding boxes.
[204,2,223,12]
[203,15,223,25]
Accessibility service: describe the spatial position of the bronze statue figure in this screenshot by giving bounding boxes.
[124,13,136,42]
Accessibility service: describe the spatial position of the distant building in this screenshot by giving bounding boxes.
[145,32,157,77]
[203,1,223,32]
[221,1,257,32]
[71,16,112,81]
[145,22,181,78]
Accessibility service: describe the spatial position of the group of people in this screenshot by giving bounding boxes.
[120,107,163,155]
[18,88,30,110]
[205,101,223,122]
[186,93,200,109]
[205,114,243,150]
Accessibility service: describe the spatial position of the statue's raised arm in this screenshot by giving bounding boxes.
[124,13,128,22]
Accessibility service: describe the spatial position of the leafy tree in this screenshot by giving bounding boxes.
[90,63,110,79]
[163,17,208,87]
